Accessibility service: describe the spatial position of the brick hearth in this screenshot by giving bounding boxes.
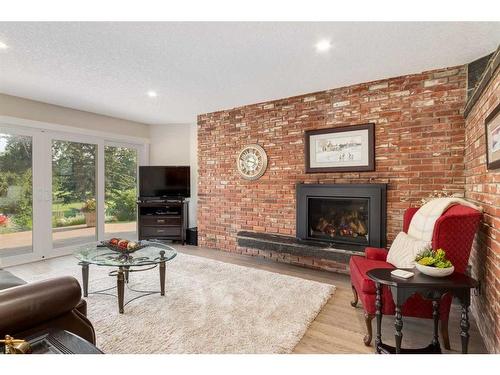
[236,231,361,274]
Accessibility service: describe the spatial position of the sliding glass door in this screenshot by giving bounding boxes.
[52,139,97,249]
[104,144,138,240]
[0,130,33,258]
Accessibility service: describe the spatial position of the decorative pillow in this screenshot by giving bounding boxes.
[387,231,430,269]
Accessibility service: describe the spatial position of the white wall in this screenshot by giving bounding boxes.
[0,93,150,139]
[189,123,198,228]
[149,124,198,227]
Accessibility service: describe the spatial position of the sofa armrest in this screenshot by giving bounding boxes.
[0,276,82,336]
[365,247,389,261]
[75,298,87,316]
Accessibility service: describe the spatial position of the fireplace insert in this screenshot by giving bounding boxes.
[296,183,387,251]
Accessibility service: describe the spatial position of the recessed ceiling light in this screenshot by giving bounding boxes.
[0,41,8,50]
[147,90,158,98]
[315,39,332,53]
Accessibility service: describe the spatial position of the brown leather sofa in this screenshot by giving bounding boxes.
[0,269,96,345]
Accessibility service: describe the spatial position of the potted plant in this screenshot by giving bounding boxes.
[82,198,96,227]
[415,248,455,277]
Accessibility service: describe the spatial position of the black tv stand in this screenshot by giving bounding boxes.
[137,198,188,245]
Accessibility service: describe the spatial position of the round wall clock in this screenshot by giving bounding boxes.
[237,144,268,180]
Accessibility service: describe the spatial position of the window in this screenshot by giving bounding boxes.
[0,132,33,257]
[104,145,138,240]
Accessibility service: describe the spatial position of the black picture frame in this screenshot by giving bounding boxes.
[485,102,500,171]
[304,123,375,173]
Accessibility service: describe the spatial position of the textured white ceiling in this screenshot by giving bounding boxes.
[0,22,499,125]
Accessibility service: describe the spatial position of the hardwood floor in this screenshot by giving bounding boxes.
[176,245,488,354]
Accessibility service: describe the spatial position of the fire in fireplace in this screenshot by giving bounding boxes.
[296,183,387,251]
[308,197,369,245]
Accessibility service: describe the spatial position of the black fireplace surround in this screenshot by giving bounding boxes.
[296,183,387,251]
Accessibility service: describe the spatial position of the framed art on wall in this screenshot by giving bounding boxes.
[304,123,375,173]
[485,102,500,170]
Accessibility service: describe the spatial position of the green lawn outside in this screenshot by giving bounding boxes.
[1,200,135,234]
[52,201,85,217]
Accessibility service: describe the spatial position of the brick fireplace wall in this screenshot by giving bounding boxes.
[464,63,499,354]
[198,65,468,269]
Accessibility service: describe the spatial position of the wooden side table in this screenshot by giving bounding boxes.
[366,268,478,354]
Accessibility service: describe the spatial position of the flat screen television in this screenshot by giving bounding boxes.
[139,166,190,198]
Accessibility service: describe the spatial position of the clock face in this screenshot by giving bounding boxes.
[237,144,268,180]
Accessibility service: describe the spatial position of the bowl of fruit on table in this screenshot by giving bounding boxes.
[104,238,146,254]
[415,248,454,277]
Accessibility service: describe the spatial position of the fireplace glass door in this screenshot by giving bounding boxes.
[308,197,369,245]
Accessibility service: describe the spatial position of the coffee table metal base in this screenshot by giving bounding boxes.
[78,260,166,314]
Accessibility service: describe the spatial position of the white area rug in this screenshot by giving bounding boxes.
[9,253,335,353]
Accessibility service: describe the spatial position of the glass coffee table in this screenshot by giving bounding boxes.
[74,241,177,313]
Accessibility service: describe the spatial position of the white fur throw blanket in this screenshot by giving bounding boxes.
[387,232,430,268]
[407,198,481,242]
[387,198,481,268]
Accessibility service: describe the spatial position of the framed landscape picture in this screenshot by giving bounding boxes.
[486,103,500,170]
[305,123,375,173]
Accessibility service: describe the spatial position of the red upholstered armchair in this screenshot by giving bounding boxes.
[349,205,481,349]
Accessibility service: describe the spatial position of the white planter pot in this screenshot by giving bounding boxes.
[415,263,454,277]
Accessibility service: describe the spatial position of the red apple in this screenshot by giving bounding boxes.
[118,240,129,249]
